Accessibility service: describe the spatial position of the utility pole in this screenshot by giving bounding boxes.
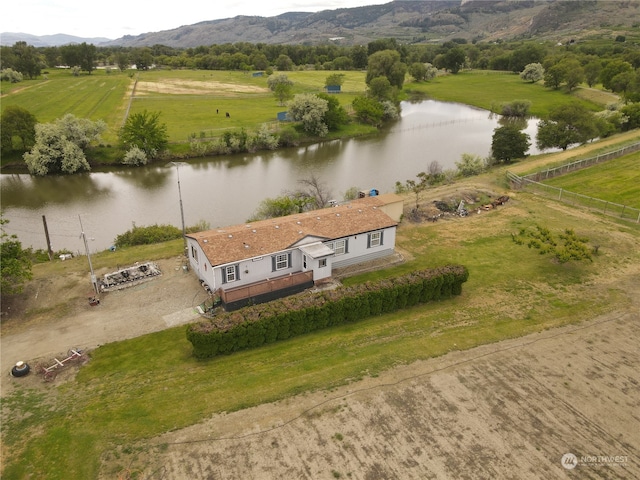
[42,215,53,261]
[79,215,99,295]
[167,162,188,256]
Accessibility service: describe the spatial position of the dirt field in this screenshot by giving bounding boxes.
[135,79,269,96]
[104,298,640,479]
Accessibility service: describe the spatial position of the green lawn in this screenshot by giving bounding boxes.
[3,166,639,478]
[542,151,640,208]
[406,70,602,117]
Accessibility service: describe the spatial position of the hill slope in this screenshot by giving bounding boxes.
[106,0,638,47]
[2,1,638,48]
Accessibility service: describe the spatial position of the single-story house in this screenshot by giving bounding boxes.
[186,193,404,310]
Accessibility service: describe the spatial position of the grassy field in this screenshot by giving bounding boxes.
[0,69,131,142]
[405,70,601,117]
[2,135,639,478]
[542,151,640,209]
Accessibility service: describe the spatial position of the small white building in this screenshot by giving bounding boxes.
[186,194,403,310]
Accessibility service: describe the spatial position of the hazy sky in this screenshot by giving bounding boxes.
[2,0,390,39]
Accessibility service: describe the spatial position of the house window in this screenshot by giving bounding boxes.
[369,231,382,248]
[333,239,346,255]
[303,255,307,269]
[225,265,237,283]
[319,258,327,268]
[275,253,289,270]
[191,246,198,262]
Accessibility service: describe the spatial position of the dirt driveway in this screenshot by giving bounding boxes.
[1,256,208,396]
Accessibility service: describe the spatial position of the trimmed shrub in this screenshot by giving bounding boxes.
[187,265,469,359]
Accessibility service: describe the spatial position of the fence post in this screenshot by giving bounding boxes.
[620,205,625,218]
[559,188,563,201]
[603,202,608,214]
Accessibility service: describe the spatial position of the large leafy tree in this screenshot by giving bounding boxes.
[316,93,348,131]
[60,43,97,73]
[520,63,544,83]
[11,41,41,79]
[352,96,384,126]
[491,125,531,163]
[366,49,407,89]
[562,59,585,91]
[325,73,345,87]
[287,94,329,137]
[621,103,640,130]
[600,60,633,91]
[275,54,294,71]
[350,45,368,69]
[510,43,547,73]
[0,105,37,153]
[119,110,168,158]
[24,123,89,175]
[544,63,565,90]
[536,104,599,151]
[0,216,32,295]
[440,46,466,74]
[130,47,154,70]
[267,73,294,105]
[23,114,105,175]
[367,76,393,101]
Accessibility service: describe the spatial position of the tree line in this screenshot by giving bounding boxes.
[2,36,639,90]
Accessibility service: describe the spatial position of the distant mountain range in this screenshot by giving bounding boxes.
[2,0,637,48]
[0,32,111,47]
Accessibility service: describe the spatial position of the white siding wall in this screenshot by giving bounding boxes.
[328,226,397,269]
[186,238,216,290]
[215,249,303,291]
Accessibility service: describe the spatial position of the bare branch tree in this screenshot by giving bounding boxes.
[298,174,333,209]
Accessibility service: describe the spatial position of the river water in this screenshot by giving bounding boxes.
[0,100,543,252]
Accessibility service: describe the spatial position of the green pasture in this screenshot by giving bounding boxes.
[1,68,368,149]
[0,68,131,140]
[406,70,602,117]
[542,151,640,209]
[3,172,639,478]
[128,69,367,141]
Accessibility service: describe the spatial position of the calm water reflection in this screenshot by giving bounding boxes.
[1,100,544,252]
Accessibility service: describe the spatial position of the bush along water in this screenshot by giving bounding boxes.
[187,265,469,358]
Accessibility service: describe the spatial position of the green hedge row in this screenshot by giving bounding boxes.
[186,265,469,359]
